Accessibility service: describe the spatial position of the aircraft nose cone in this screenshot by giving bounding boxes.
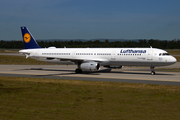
[171,56,177,63]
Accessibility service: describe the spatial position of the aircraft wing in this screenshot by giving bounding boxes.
[47,56,109,65]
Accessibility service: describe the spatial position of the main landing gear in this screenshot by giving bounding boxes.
[150,66,155,75]
[75,69,82,74]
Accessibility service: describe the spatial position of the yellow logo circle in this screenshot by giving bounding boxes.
[23,33,31,43]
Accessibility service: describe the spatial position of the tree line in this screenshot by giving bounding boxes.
[0,39,180,49]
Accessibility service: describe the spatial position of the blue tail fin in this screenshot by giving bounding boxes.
[21,27,41,49]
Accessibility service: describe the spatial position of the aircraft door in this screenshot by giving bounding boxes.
[33,50,40,60]
[111,51,116,60]
[147,49,153,60]
[72,51,76,58]
[35,50,39,56]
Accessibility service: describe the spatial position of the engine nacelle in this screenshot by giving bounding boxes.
[80,62,100,71]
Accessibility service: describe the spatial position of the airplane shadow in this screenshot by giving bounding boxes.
[17,68,175,76]
[110,71,173,76]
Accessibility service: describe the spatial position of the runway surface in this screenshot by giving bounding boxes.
[0,53,23,56]
[0,64,180,85]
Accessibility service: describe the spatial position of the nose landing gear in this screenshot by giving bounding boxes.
[150,66,155,75]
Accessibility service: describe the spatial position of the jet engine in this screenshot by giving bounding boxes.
[80,62,100,71]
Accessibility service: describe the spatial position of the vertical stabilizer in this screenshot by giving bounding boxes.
[21,27,41,49]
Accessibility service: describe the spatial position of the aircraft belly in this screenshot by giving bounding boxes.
[108,61,173,67]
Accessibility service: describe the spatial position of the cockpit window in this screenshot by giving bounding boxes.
[159,53,169,56]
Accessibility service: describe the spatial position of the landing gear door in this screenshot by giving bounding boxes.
[147,49,153,60]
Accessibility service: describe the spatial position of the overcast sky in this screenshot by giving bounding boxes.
[0,0,180,40]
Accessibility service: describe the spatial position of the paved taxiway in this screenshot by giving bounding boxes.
[0,53,23,56]
[0,63,180,85]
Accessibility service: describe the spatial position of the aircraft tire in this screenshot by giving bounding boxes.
[75,69,82,74]
[151,71,156,75]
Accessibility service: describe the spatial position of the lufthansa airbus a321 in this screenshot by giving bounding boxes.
[19,27,177,75]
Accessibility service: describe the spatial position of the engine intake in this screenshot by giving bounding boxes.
[80,62,100,71]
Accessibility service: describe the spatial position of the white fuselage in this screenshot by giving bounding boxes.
[19,47,177,67]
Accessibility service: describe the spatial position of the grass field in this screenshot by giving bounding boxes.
[166,49,180,55]
[0,49,19,53]
[0,76,180,120]
[0,55,52,65]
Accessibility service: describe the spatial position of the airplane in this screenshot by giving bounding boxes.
[19,27,177,75]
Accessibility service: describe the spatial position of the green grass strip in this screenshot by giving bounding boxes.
[0,76,180,120]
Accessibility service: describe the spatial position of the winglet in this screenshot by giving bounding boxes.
[21,27,41,49]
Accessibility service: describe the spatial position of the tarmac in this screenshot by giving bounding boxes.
[0,63,180,85]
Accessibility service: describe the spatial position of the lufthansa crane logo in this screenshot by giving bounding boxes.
[23,33,31,43]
